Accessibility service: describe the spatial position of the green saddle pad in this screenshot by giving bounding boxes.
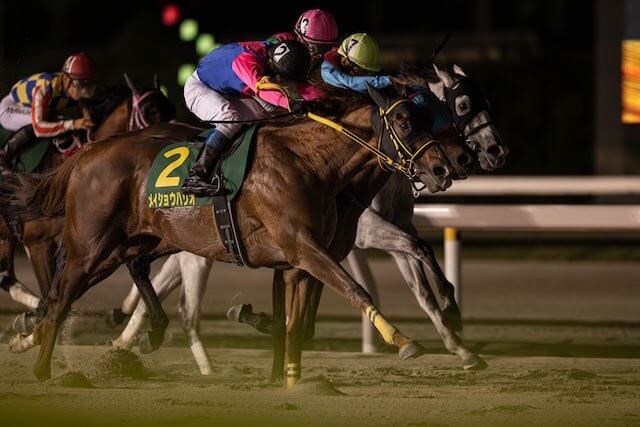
[146,125,257,209]
[0,127,50,173]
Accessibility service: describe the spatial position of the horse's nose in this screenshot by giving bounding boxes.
[432,165,449,178]
[457,153,472,167]
[487,144,503,159]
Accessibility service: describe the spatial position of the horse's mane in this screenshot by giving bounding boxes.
[397,64,439,88]
[309,81,372,117]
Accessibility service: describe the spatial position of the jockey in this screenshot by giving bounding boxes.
[267,8,339,71]
[0,53,97,173]
[182,39,323,197]
[321,33,392,93]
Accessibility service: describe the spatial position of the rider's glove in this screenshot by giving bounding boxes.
[289,99,308,117]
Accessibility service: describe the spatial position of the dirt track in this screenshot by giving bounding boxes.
[1,256,639,426]
[1,345,639,427]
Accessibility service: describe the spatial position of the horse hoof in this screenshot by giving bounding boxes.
[9,333,25,353]
[138,333,160,354]
[442,303,463,333]
[12,312,36,334]
[34,364,51,382]
[9,333,33,353]
[462,354,488,370]
[399,341,425,361]
[105,308,128,329]
[225,304,253,323]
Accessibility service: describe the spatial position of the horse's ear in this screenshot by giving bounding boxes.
[367,83,388,109]
[432,63,453,87]
[123,73,139,95]
[452,64,468,77]
[153,73,159,89]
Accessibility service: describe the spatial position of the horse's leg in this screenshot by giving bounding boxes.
[0,225,39,310]
[390,252,485,370]
[176,252,213,375]
[356,208,461,330]
[271,269,286,382]
[301,281,322,343]
[284,269,319,388]
[286,231,424,359]
[109,254,182,327]
[112,254,183,348]
[25,240,56,301]
[355,209,484,369]
[125,257,169,353]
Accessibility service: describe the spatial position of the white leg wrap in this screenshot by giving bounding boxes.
[8,282,41,310]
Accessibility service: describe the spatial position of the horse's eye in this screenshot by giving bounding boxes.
[400,122,410,132]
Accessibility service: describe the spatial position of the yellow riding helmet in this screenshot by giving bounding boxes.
[338,33,381,72]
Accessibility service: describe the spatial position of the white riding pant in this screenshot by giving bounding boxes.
[183,71,275,138]
[0,95,32,132]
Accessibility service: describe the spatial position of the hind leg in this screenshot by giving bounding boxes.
[0,222,40,310]
[126,256,169,353]
[112,254,183,349]
[107,253,182,328]
[176,252,213,375]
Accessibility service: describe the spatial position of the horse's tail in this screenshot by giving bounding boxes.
[0,152,83,222]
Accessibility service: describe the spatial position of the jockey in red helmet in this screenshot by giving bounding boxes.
[0,52,97,173]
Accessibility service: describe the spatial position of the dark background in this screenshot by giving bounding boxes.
[0,1,602,175]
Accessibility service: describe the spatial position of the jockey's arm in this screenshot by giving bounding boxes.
[320,59,391,93]
[232,51,290,109]
[31,86,74,138]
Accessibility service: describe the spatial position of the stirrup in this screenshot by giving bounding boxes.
[181,174,225,197]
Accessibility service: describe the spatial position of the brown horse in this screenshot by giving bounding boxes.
[4,85,455,381]
[0,76,175,312]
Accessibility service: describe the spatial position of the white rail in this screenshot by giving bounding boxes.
[423,176,640,196]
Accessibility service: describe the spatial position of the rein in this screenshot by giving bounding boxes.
[255,77,437,179]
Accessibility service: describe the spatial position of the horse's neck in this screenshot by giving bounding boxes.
[94,101,129,140]
[300,105,390,201]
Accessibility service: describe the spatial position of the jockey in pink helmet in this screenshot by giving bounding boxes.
[268,9,339,70]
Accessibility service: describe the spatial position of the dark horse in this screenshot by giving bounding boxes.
[3,85,457,382]
[0,75,175,312]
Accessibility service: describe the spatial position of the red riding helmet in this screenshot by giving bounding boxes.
[62,53,97,80]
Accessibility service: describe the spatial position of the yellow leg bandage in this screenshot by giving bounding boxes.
[287,362,300,388]
[365,306,397,345]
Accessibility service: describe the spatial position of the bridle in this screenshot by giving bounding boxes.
[373,98,439,178]
[128,90,160,131]
[443,78,494,143]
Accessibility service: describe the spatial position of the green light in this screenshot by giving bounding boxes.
[160,85,168,97]
[179,19,199,42]
[177,64,195,86]
[196,33,221,56]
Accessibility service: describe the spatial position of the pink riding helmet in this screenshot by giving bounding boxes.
[294,9,338,45]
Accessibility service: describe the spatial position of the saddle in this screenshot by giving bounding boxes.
[146,126,257,266]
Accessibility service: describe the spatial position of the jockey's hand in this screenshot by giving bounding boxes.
[289,100,308,117]
[73,117,95,130]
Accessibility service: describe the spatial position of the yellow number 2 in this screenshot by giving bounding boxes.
[155,146,190,188]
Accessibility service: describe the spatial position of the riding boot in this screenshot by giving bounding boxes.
[0,127,36,175]
[181,130,231,197]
